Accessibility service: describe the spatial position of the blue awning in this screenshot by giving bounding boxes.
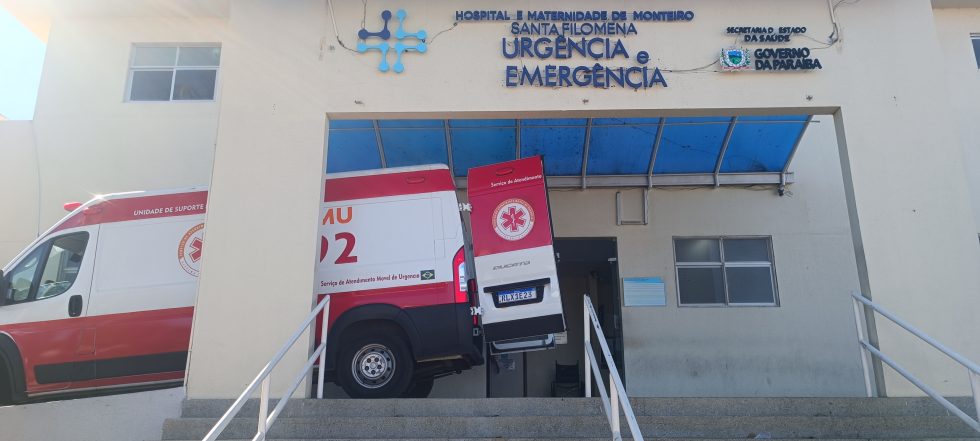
[327,116,811,187]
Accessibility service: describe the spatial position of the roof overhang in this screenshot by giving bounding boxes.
[326,115,814,189]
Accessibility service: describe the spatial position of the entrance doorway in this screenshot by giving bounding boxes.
[487,238,623,397]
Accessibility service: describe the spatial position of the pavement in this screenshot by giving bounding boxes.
[0,386,184,441]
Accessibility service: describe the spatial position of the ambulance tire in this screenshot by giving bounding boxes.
[337,332,414,398]
[0,368,10,405]
[401,379,434,398]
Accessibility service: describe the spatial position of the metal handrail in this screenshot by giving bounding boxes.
[202,295,331,441]
[584,294,643,441]
[851,292,980,433]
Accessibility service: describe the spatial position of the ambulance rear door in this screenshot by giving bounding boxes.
[466,156,565,349]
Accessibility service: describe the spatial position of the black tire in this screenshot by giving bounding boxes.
[401,378,434,398]
[0,363,12,405]
[336,332,414,398]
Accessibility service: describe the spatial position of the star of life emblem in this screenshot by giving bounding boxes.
[178,223,205,277]
[492,198,535,241]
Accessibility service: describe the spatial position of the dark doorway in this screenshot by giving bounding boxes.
[487,238,623,397]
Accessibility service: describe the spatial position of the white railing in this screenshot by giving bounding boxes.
[584,294,643,441]
[202,295,331,441]
[851,292,980,433]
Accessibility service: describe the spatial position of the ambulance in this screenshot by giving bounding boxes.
[0,158,565,402]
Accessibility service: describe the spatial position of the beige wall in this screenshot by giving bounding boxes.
[29,14,226,230]
[0,121,39,265]
[935,8,980,234]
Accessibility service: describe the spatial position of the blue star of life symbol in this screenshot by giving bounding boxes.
[357,9,427,73]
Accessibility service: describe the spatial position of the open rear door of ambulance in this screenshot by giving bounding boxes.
[467,156,565,353]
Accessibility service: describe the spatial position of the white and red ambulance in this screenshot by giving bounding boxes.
[0,159,565,402]
[315,164,483,398]
[0,189,207,403]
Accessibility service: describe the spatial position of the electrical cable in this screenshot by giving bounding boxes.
[663,0,859,72]
[326,0,358,53]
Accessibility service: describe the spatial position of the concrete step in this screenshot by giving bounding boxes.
[179,397,978,419]
[160,415,980,440]
[157,439,980,441]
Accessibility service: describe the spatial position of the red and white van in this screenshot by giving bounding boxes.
[0,160,564,402]
[0,188,207,403]
[316,164,483,398]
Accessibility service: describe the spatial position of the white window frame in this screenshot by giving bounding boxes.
[673,236,779,307]
[125,43,221,102]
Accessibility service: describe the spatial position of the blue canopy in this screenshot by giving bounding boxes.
[327,116,811,187]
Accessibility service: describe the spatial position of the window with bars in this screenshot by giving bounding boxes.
[673,237,778,306]
[127,44,221,101]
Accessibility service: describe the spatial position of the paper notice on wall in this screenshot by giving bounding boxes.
[555,332,568,345]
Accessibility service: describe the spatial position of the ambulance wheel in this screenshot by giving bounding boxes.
[338,333,413,398]
[401,378,434,398]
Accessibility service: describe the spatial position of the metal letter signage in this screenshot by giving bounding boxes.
[454,9,696,90]
[467,157,566,343]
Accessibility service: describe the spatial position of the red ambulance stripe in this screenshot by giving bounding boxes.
[53,192,208,232]
[314,281,456,340]
[324,169,455,202]
[0,306,193,394]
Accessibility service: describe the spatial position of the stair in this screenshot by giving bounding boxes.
[158,397,980,440]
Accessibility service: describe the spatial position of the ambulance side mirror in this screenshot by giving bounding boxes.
[0,271,7,307]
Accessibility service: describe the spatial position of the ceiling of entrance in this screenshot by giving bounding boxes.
[327,116,812,188]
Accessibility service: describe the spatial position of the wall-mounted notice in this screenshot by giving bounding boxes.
[623,277,666,306]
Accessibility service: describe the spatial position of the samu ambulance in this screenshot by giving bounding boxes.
[0,158,565,402]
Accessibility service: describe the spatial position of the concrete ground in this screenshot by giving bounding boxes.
[0,386,183,441]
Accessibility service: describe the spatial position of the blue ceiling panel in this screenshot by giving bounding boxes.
[521,125,587,175]
[587,124,659,175]
[377,119,443,128]
[721,118,807,173]
[380,128,448,167]
[327,115,811,179]
[451,128,517,176]
[654,117,732,174]
[329,119,374,129]
[326,129,381,173]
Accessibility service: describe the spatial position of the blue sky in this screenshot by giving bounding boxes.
[0,7,45,120]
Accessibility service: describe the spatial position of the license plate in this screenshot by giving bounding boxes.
[497,287,537,304]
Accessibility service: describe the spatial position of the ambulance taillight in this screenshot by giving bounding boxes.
[453,246,467,303]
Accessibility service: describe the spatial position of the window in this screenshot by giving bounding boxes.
[972,35,980,69]
[5,246,44,304]
[2,233,89,304]
[674,237,778,306]
[127,45,220,101]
